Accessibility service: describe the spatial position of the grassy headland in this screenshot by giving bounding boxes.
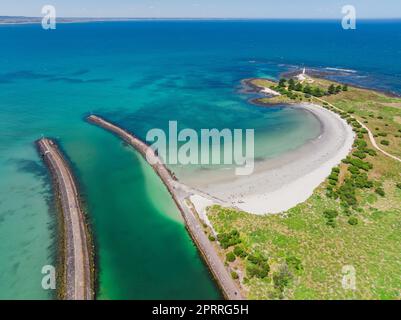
[206,76,401,299]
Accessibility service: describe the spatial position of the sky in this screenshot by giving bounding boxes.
[1,0,401,19]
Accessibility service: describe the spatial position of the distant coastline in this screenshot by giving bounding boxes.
[3,16,401,25]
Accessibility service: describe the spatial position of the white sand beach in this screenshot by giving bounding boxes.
[188,103,355,215]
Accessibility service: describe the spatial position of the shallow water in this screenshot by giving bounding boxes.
[1,20,401,299]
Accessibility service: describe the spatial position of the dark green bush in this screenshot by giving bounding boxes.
[380,140,390,146]
[217,230,241,249]
[226,252,236,263]
[233,246,247,258]
[348,217,359,226]
[375,188,385,197]
[353,151,366,159]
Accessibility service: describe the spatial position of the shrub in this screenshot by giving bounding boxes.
[377,116,383,119]
[247,252,268,265]
[273,264,293,291]
[380,140,390,146]
[329,179,337,186]
[208,235,216,242]
[354,139,367,149]
[365,149,377,156]
[226,252,236,263]
[375,188,385,197]
[353,151,366,159]
[329,173,339,181]
[396,183,401,190]
[328,84,336,95]
[348,158,372,171]
[347,165,359,175]
[348,217,359,225]
[278,78,287,87]
[324,210,338,220]
[353,173,373,189]
[231,271,239,280]
[286,256,303,271]
[217,230,241,249]
[338,179,358,206]
[343,209,352,216]
[246,262,270,279]
[377,132,387,137]
[323,210,338,227]
[295,83,303,91]
[246,252,270,279]
[233,246,247,258]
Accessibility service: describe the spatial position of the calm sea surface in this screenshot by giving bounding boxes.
[0,20,400,299]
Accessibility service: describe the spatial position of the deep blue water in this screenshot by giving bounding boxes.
[0,20,400,299]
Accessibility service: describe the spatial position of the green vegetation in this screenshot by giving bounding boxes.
[375,188,385,197]
[233,245,247,258]
[348,217,359,225]
[323,210,338,227]
[380,140,390,146]
[217,230,241,249]
[226,251,236,263]
[207,76,401,299]
[246,253,270,280]
[253,77,349,106]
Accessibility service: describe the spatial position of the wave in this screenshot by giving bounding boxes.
[325,67,357,73]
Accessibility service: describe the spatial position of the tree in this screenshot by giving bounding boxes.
[335,85,342,93]
[231,271,239,280]
[288,79,295,91]
[278,78,287,88]
[295,82,303,91]
[328,84,336,95]
[312,87,324,97]
[233,246,247,258]
[303,85,312,94]
[342,84,348,91]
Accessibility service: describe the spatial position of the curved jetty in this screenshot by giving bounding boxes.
[87,115,243,300]
[37,138,94,300]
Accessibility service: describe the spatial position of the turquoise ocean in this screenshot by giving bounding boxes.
[0,20,400,299]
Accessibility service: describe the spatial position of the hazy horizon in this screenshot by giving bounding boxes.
[2,0,401,19]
